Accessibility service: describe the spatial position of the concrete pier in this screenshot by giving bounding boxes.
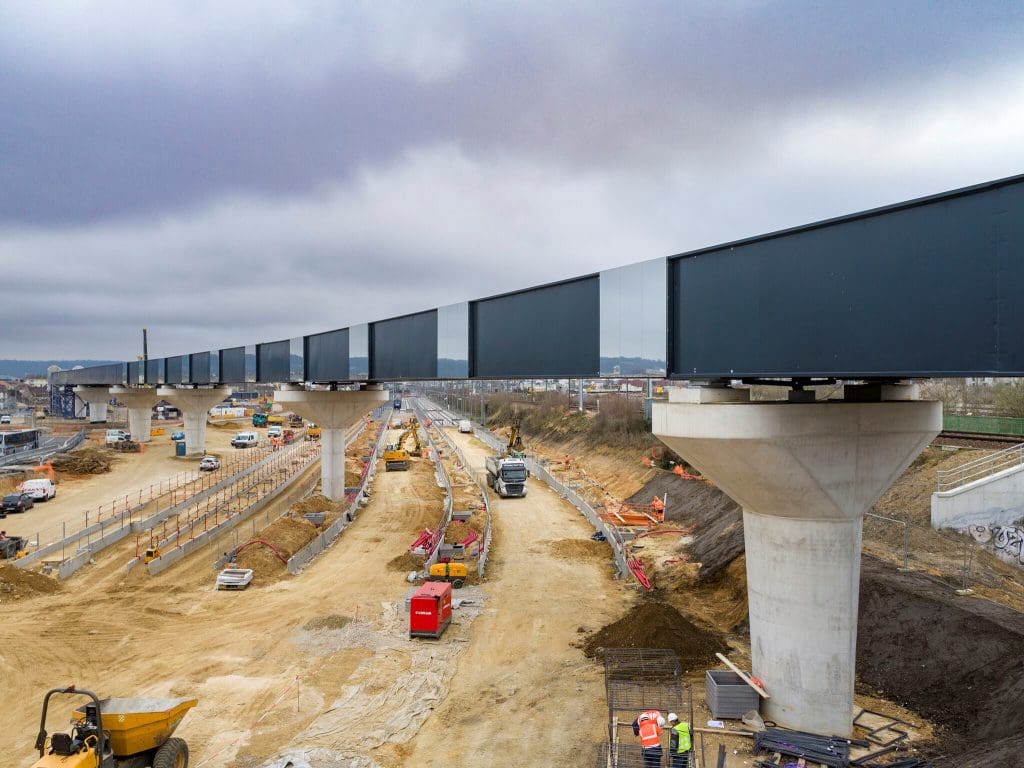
[109,386,161,443]
[156,386,232,456]
[74,386,111,423]
[274,386,388,500]
[653,385,940,735]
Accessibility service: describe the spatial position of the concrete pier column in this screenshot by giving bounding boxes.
[109,387,161,443]
[156,386,232,456]
[653,385,941,736]
[74,386,111,423]
[274,386,388,501]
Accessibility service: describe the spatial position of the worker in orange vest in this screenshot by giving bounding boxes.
[632,709,665,767]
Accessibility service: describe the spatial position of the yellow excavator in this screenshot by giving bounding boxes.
[383,418,422,471]
[30,686,196,767]
[506,418,525,457]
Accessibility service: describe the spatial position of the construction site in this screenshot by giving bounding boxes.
[2,381,1023,768]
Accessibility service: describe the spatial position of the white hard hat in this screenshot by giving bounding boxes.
[667,713,679,723]
[657,715,666,727]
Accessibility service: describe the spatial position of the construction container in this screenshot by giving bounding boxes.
[73,697,197,757]
[706,670,759,718]
[409,581,452,639]
[175,441,186,457]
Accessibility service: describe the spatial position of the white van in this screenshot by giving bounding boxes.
[19,478,56,501]
[105,429,131,446]
[458,420,473,434]
[267,425,283,439]
[231,432,259,449]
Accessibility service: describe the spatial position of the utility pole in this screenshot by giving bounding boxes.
[142,328,149,363]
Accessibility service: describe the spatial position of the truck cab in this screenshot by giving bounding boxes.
[252,413,268,427]
[484,455,528,497]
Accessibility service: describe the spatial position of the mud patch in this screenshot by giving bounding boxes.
[582,601,722,673]
[0,564,61,602]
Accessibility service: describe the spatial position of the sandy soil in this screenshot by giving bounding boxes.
[396,428,627,765]
[0,422,454,766]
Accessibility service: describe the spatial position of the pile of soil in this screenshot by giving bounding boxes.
[292,494,336,514]
[858,557,1024,764]
[548,538,613,563]
[50,447,117,474]
[345,468,363,487]
[628,474,743,580]
[233,517,319,577]
[0,564,60,602]
[303,614,353,631]
[582,601,722,673]
[387,552,425,572]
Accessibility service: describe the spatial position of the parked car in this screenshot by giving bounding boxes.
[231,432,259,449]
[105,429,131,446]
[1,493,34,516]
[458,420,473,434]
[267,425,283,439]
[199,456,221,471]
[17,478,56,501]
[0,415,11,424]
[171,431,186,441]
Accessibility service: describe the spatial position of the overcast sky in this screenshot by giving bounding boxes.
[2,1,1023,360]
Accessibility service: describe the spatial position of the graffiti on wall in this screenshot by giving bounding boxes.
[967,524,1024,566]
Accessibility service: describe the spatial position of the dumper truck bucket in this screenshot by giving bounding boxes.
[73,697,197,757]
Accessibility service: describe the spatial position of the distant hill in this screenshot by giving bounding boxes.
[0,359,122,379]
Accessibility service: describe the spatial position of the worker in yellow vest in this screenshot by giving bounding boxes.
[666,713,692,767]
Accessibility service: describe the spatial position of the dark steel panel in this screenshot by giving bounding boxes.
[305,328,349,382]
[472,277,599,377]
[128,361,143,385]
[219,347,245,383]
[671,180,1024,378]
[76,363,126,386]
[165,356,185,385]
[189,352,212,384]
[257,340,290,382]
[145,358,164,385]
[371,311,437,380]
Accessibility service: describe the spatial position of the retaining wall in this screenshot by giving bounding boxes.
[932,464,1024,529]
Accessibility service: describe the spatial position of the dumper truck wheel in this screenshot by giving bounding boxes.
[153,737,189,768]
[452,578,465,588]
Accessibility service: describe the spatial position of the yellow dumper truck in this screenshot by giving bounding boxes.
[30,686,196,768]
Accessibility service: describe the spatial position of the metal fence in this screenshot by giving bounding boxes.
[936,441,1024,491]
[15,436,296,567]
[943,413,1024,437]
[863,513,977,593]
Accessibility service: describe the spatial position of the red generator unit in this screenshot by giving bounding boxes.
[409,581,453,639]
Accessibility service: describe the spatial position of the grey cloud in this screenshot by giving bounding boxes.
[2,1,1023,227]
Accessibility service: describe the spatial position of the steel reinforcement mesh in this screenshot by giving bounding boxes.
[604,648,687,744]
